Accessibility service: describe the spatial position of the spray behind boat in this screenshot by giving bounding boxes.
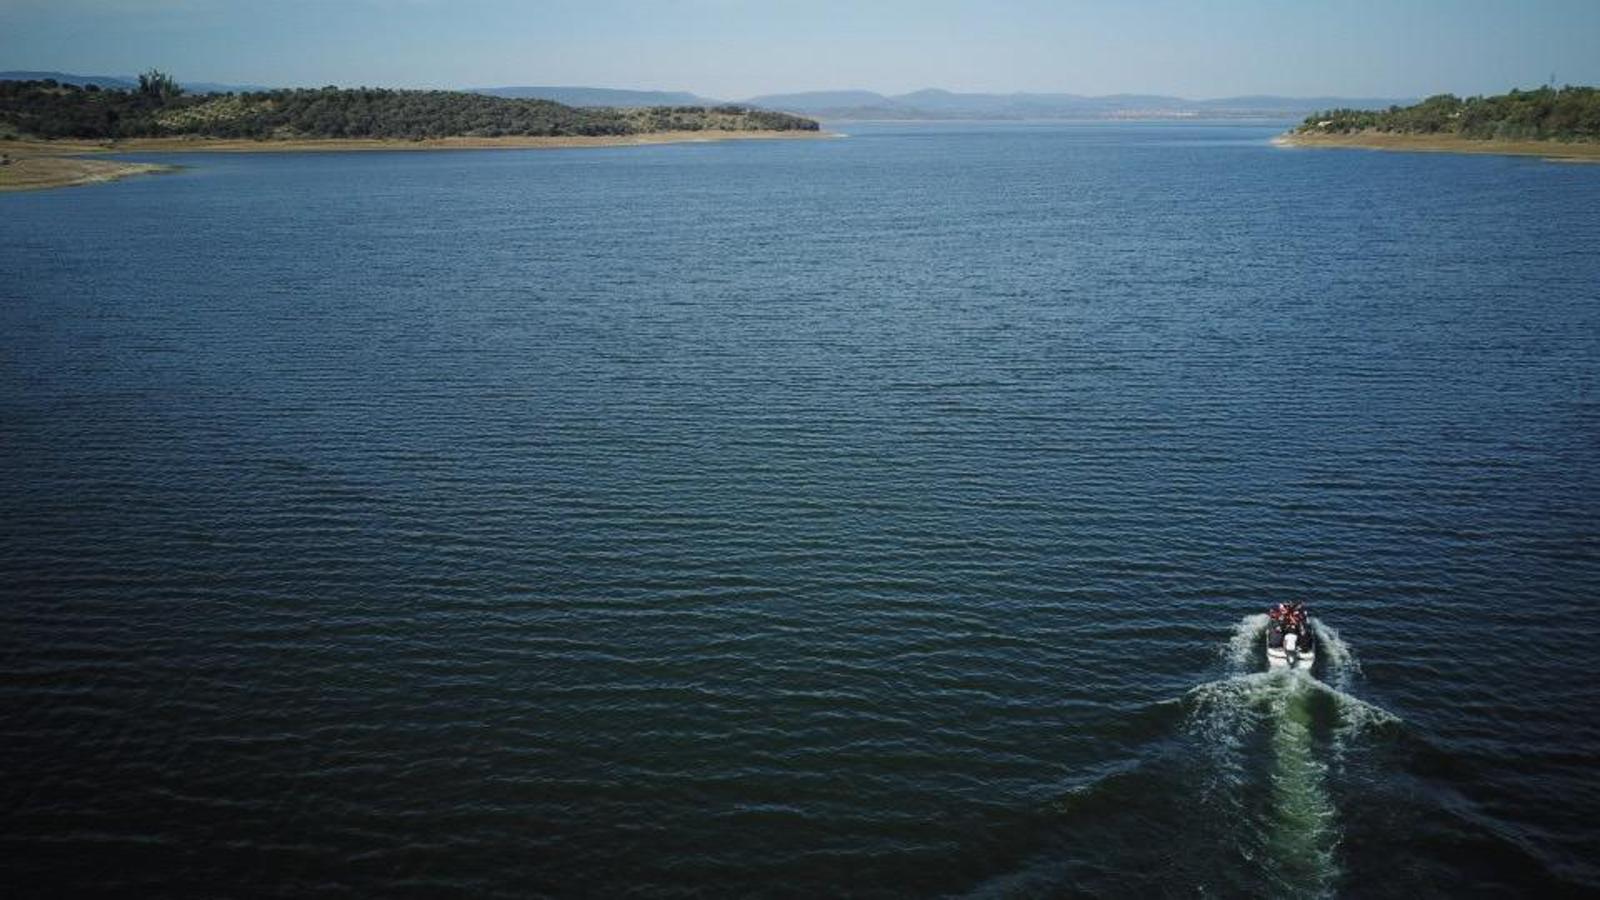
[1180,609,1398,898]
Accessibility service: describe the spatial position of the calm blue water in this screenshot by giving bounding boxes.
[3,123,1599,897]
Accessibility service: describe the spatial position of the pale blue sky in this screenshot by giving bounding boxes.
[3,0,1597,98]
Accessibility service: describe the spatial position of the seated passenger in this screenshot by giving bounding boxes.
[1287,601,1308,632]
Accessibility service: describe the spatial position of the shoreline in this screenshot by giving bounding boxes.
[1,129,838,192]
[94,129,838,153]
[0,149,177,192]
[1273,131,1600,163]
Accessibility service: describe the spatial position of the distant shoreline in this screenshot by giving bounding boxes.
[95,130,840,153]
[1273,131,1600,163]
[0,130,839,192]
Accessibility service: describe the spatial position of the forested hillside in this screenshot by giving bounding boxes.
[0,72,818,140]
[1297,86,1599,141]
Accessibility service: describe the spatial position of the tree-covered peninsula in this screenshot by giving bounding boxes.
[1295,86,1600,142]
[1279,86,1600,162]
[0,72,819,141]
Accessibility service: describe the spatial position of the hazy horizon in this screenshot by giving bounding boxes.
[3,0,1598,100]
[0,69,1425,103]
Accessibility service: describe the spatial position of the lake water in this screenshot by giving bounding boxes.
[3,123,1598,897]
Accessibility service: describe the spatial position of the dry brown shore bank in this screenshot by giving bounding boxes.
[0,144,174,192]
[1,129,838,192]
[1273,131,1600,163]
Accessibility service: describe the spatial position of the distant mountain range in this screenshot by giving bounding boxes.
[471,86,719,107]
[737,88,1415,120]
[0,70,268,95]
[0,70,137,90]
[2,71,1408,119]
[0,72,711,106]
[475,86,1412,119]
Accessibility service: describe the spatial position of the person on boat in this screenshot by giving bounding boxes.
[1266,603,1288,648]
[1288,601,1308,632]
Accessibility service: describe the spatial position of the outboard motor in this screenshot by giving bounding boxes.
[1283,630,1300,668]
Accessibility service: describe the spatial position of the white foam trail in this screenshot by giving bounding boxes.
[1222,613,1270,675]
[1183,672,1342,897]
[1264,676,1339,898]
[1327,685,1400,769]
[1310,617,1360,691]
[1184,619,1399,898]
[1187,671,1276,744]
[1187,671,1398,750]
[1185,671,1281,803]
[1305,617,1398,757]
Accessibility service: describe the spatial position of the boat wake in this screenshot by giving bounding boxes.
[1185,614,1398,898]
[1204,614,1392,734]
[964,614,1400,899]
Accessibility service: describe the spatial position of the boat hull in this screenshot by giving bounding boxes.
[1265,622,1316,672]
[1266,645,1315,672]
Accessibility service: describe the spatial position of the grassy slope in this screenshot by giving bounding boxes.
[1274,131,1600,161]
[1283,87,1600,162]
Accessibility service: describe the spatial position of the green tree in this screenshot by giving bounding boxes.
[137,69,183,101]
